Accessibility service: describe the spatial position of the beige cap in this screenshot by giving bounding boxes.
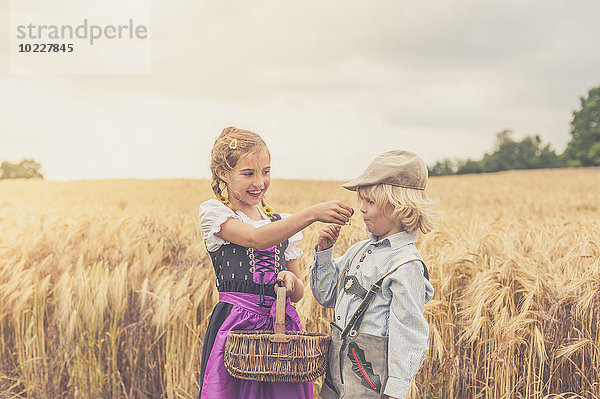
[342,150,428,191]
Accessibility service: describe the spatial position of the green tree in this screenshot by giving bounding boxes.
[429,158,458,176]
[447,129,563,175]
[565,85,600,166]
[456,159,483,174]
[0,159,44,179]
[479,131,556,172]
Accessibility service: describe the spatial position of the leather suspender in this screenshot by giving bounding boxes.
[340,256,424,341]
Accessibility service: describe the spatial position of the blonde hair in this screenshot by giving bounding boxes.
[209,126,275,214]
[357,184,438,234]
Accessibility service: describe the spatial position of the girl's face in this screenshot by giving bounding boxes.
[221,148,271,209]
[359,195,402,240]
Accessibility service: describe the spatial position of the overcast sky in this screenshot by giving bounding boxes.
[1,1,600,181]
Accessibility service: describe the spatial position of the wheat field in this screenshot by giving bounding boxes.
[1,168,599,398]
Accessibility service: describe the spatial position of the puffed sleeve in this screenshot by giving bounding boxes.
[198,199,238,252]
[280,213,303,261]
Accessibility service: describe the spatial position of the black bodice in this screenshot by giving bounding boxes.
[207,214,289,303]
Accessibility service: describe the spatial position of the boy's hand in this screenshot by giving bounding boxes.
[317,224,342,252]
[276,271,297,295]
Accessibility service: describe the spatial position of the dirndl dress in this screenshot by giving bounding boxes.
[197,204,313,399]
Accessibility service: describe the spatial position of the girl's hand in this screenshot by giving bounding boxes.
[276,271,297,296]
[310,201,354,225]
[317,224,342,252]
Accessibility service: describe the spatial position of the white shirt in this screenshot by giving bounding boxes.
[198,199,303,261]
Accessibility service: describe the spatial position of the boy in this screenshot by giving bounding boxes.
[310,150,436,399]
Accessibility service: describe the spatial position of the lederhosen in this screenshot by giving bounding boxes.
[320,242,430,399]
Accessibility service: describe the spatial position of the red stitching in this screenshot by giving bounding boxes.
[352,348,376,389]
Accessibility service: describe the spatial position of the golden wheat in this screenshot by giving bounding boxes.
[0,170,599,398]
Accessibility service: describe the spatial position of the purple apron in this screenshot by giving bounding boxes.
[199,292,314,399]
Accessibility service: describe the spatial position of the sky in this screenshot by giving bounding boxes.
[1,1,600,181]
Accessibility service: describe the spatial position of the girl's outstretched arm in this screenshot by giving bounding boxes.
[217,200,353,250]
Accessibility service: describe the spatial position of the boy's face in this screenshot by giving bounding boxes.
[359,195,402,240]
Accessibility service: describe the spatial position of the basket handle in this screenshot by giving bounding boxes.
[270,285,291,343]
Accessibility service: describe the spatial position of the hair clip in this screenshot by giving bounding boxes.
[218,196,230,205]
[229,138,238,149]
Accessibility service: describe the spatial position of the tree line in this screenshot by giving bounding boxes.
[0,159,44,179]
[430,85,600,176]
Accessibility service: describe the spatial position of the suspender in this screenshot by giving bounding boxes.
[340,256,426,341]
[333,239,430,340]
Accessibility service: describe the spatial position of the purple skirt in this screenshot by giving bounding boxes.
[199,292,314,399]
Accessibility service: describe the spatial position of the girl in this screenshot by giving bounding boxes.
[198,127,353,399]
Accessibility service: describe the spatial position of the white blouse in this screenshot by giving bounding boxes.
[198,199,303,261]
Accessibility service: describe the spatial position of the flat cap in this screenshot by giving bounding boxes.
[342,150,428,191]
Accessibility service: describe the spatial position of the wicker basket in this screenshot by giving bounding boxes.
[224,286,331,382]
